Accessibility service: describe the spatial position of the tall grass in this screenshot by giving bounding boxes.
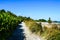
[24,20,60,40]
[24,20,43,35]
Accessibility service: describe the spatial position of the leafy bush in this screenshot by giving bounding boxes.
[0,9,21,40]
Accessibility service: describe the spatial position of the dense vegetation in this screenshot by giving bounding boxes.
[35,17,52,23]
[0,9,60,40]
[0,9,22,40]
[35,19,47,22]
[41,25,60,40]
[24,19,43,35]
[24,18,60,40]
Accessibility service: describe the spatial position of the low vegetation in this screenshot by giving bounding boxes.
[24,18,60,40]
[24,19,43,36]
[41,27,60,40]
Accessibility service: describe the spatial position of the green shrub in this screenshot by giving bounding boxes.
[0,9,21,40]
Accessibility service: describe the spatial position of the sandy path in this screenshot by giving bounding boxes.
[20,22,42,40]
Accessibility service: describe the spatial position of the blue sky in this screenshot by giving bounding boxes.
[0,0,60,21]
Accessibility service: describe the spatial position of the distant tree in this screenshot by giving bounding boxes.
[0,9,6,13]
[7,11,17,17]
[27,17,30,20]
[35,19,47,22]
[26,17,33,21]
[39,19,47,22]
[48,17,52,23]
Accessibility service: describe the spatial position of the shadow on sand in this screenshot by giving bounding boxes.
[7,24,25,40]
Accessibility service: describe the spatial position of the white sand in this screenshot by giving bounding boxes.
[20,22,43,40]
